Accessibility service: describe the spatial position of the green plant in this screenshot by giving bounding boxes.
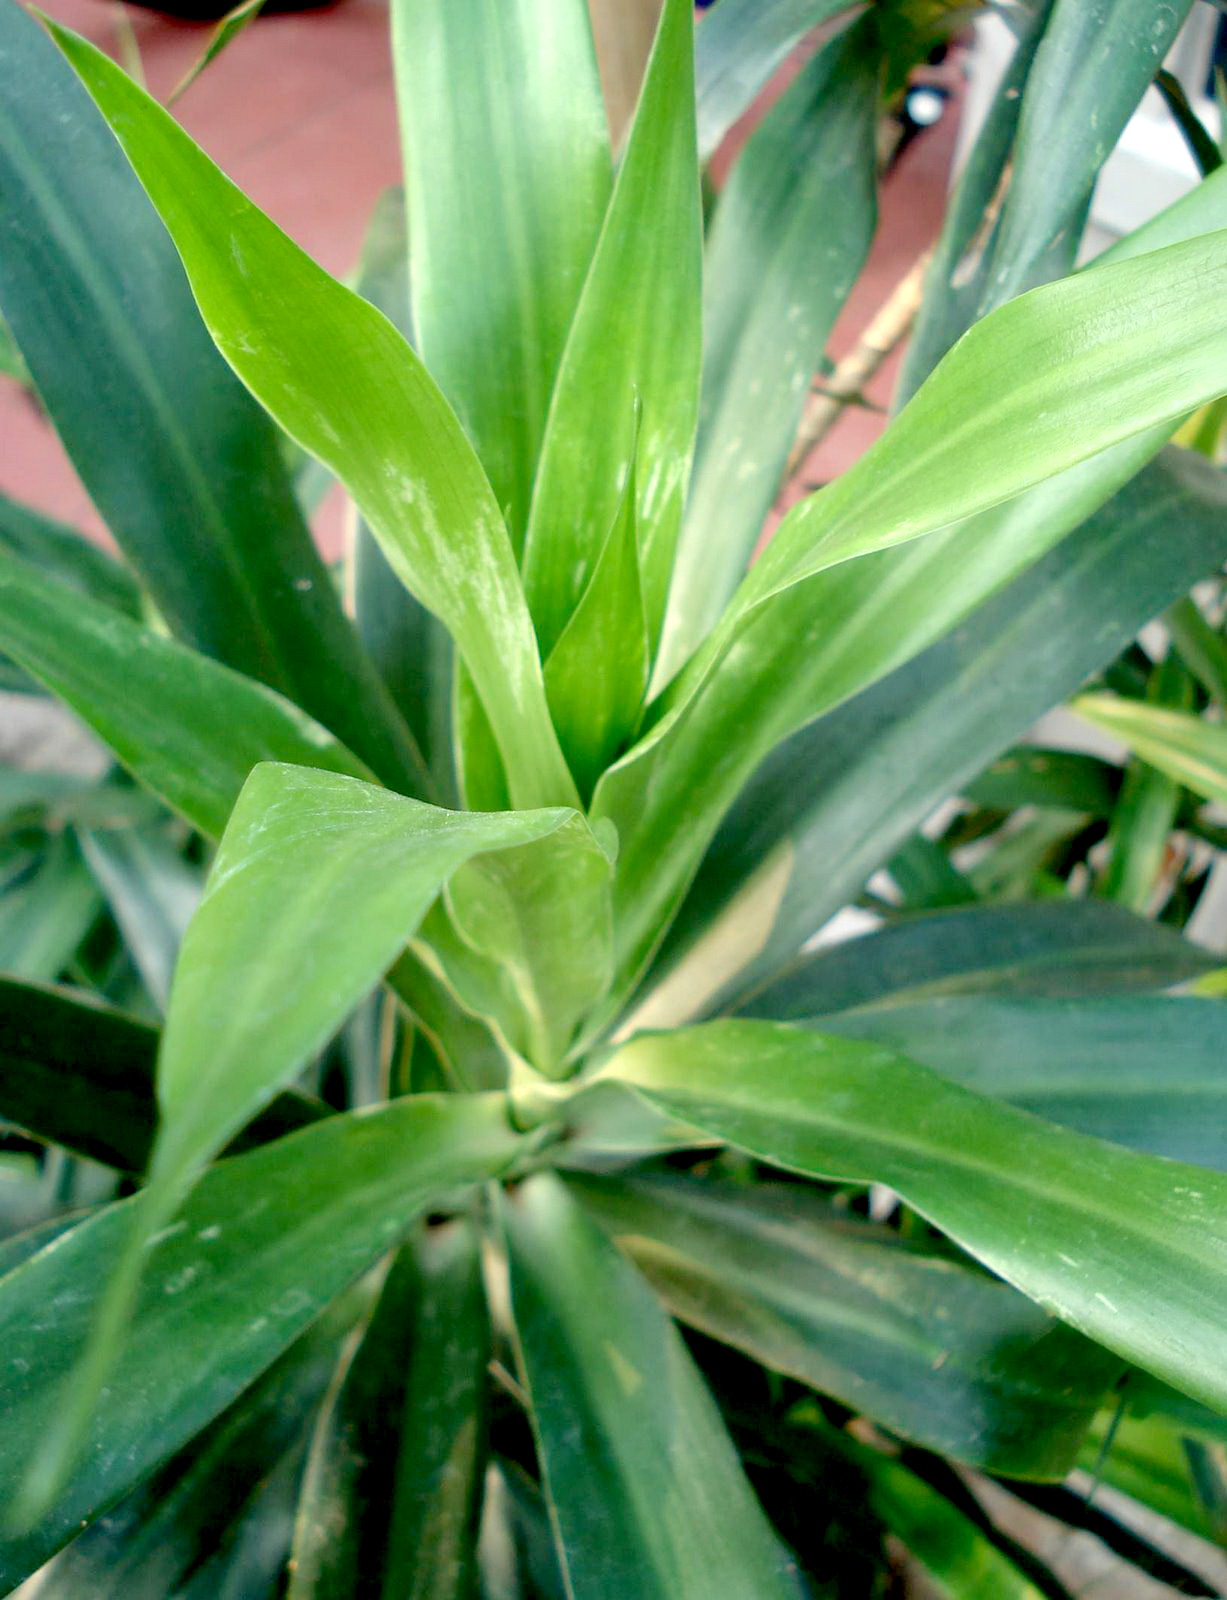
[1,0,1227,1592]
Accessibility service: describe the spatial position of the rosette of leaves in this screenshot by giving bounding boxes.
[1,0,1227,1594]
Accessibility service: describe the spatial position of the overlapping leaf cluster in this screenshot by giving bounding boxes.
[0,0,1226,1593]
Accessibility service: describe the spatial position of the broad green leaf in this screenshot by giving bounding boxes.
[0,1093,522,1585]
[522,0,701,656]
[601,1019,1227,1415]
[823,996,1227,1170]
[289,1218,488,1599]
[571,1171,1118,1477]
[0,832,100,982]
[27,766,582,1506]
[740,902,1218,1021]
[27,1310,345,1600]
[393,0,611,553]
[0,495,140,617]
[55,24,576,812]
[694,0,854,162]
[151,765,580,1193]
[660,14,878,674]
[1074,694,1227,809]
[0,0,425,796]
[346,189,458,804]
[1098,651,1193,910]
[719,232,1227,622]
[0,551,369,839]
[77,826,201,1012]
[501,1173,803,1600]
[543,453,648,800]
[0,974,324,1174]
[443,818,615,1075]
[627,446,1227,1015]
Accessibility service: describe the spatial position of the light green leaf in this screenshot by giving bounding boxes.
[151,765,578,1193]
[544,449,648,799]
[522,0,701,657]
[393,0,611,553]
[823,996,1227,1169]
[167,0,266,106]
[1098,651,1193,910]
[443,818,616,1075]
[601,1019,1227,1415]
[1074,694,1227,809]
[694,0,854,163]
[660,13,878,674]
[0,550,370,839]
[77,826,201,1012]
[0,974,324,1174]
[1080,1410,1226,1544]
[346,189,458,804]
[571,1170,1118,1478]
[288,1218,488,1600]
[0,1093,522,1585]
[26,765,581,1507]
[601,440,1226,1007]
[501,1172,803,1600]
[54,23,576,812]
[740,901,1219,1020]
[0,0,425,795]
[723,231,1227,623]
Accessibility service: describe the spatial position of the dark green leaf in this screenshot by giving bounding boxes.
[0,550,370,839]
[393,0,611,553]
[0,1092,522,1584]
[0,495,140,616]
[739,900,1216,1019]
[502,1172,803,1599]
[0,974,324,1173]
[571,1170,1118,1477]
[822,995,1227,1168]
[288,1218,488,1599]
[602,1020,1227,1415]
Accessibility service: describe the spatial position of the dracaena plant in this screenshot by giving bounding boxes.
[2,0,1227,1593]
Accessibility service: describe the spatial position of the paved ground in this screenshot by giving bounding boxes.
[1,0,963,560]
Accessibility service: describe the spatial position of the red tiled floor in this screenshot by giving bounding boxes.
[0,1,964,558]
